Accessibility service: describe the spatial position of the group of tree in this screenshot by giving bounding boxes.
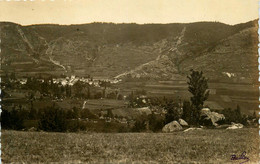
[218,105,255,125]
[0,103,98,132]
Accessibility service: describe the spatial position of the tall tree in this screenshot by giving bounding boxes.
[187,69,209,123]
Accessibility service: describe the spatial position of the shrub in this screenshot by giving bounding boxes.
[182,101,191,123]
[219,105,247,124]
[38,107,67,132]
[182,101,197,124]
[1,108,25,130]
[164,100,182,124]
[132,119,147,132]
[148,112,165,132]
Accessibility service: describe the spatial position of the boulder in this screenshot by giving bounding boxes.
[227,122,243,129]
[200,108,225,126]
[162,121,182,132]
[178,119,189,126]
[184,127,202,132]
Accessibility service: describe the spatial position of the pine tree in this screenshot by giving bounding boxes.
[187,69,209,124]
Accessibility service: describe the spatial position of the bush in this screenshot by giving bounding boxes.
[164,100,182,124]
[182,101,191,122]
[1,108,25,130]
[219,105,247,124]
[38,107,67,132]
[182,101,197,125]
[148,112,165,132]
[132,118,147,132]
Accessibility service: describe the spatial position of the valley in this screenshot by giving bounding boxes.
[1,20,258,122]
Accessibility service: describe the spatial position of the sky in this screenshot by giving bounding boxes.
[0,0,258,25]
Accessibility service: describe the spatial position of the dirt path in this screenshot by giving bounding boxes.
[45,39,67,71]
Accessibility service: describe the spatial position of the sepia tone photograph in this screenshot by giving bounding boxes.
[0,0,259,163]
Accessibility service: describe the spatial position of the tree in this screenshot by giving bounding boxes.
[187,69,209,124]
[73,81,85,98]
[234,105,243,123]
[28,92,37,119]
[182,100,192,123]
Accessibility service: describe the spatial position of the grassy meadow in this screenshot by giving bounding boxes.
[2,128,259,163]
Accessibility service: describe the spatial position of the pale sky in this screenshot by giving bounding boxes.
[0,0,258,25]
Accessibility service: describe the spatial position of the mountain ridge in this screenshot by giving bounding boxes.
[1,20,258,83]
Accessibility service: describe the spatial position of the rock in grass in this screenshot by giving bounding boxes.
[162,121,182,132]
[200,108,225,126]
[227,122,243,129]
[178,119,189,126]
[183,127,202,132]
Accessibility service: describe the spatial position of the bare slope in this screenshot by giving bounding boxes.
[0,20,258,82]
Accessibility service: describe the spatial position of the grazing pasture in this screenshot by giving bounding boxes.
[2,128,258,163]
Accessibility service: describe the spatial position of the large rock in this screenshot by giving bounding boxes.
[162,121,182,132]
[227,122,244,129]
[200,108,225,126]
[178,119,189,126]
[184,127,202,132]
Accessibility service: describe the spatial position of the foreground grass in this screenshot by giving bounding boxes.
[2,128,259,163]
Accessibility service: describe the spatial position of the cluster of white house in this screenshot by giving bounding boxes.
[16,75,122,87]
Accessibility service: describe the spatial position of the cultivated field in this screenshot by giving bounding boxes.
[116,80,259,114]
[2,128,259,163]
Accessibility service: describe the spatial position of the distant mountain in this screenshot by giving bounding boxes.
[1,20,258,82]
